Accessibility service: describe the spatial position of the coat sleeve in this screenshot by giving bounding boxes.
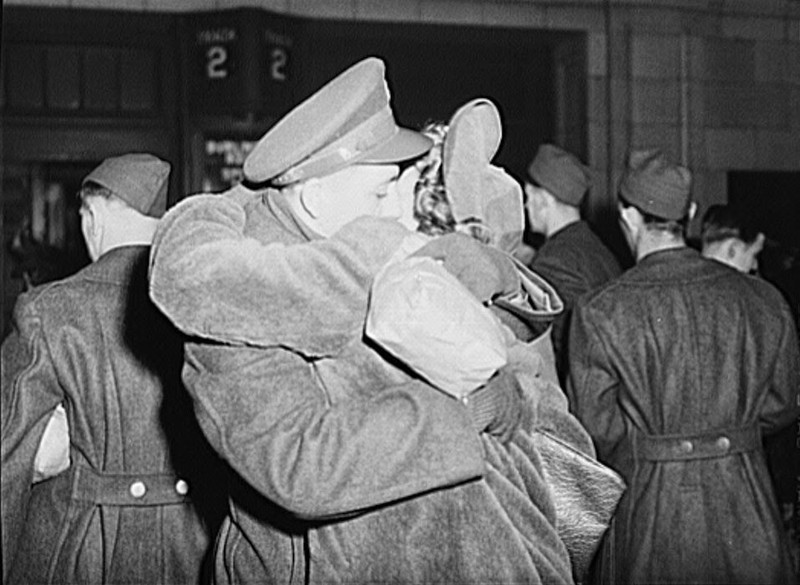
[530,254,591,312]
[149,192,410,357]
[181,340,486,519]
[529,254,590,357]
[565,302,627,462]
[1,298,64,579]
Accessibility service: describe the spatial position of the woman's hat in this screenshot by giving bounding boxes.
[442,98,524,253]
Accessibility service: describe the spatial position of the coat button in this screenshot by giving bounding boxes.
[716,436,731,452]
[129,481,147,498]
[175,479,189,496]
[679,440,694,454]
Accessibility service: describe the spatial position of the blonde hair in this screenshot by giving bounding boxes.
[413,122,492,245]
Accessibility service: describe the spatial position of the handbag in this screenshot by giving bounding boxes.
[365,255,625,580]
[533,429,626,582]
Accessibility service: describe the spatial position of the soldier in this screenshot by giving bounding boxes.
[2,154,225,584]
[567,149,800,584]
[149,59,579,584]
[700,203,765,274]
[525,144,622,381]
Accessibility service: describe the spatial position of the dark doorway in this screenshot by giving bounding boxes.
[297,20,580,183]
[727,170,799,318]
[728,171,800,250]
[730,171,800,548]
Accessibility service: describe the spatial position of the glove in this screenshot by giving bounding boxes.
[462,367,524,444]
[411,233,521,303]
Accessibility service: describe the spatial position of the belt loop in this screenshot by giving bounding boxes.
[72,465,192,506]
[631,424,761,463]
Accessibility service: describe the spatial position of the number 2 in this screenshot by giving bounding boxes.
[270,47,287,81]
[207,46,228,79]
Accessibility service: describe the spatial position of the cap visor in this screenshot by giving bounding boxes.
[360,128,433,164]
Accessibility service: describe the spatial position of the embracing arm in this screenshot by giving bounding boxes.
[149,189,409,356]
[181,340,487,519]
[1,300,64,579]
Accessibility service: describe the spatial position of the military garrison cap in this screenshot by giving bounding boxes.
[526,144,591,206]
[243,57,433,185]
[82,153,170,218]
[619,149,692,221]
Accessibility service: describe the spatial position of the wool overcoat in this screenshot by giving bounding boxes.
[1,246,224,585]
[529,220,622,374]
[149,187,593,584]
[566,247,800,584]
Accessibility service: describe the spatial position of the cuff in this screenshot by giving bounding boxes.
[462,382,499,433]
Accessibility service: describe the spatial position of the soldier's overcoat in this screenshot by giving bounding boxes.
[149,188,593,584]
[567,247,800,584]
[529,220,622,371]
[2,247,222,585]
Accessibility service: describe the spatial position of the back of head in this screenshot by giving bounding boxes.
[700,204,765,273]
[618,149,692,224]
[700,204,761,247]
[526,144,591,207]
[81,153,171,218]
[243,57,432,186]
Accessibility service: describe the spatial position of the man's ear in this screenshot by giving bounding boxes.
[523,183,536,206]
[82,197,103,235]
[80,196,106,261]
[687,201,698,222]
[618,204,636,232]
[726,239,739,260]
[298,178,323,219]
[539,188,556,211]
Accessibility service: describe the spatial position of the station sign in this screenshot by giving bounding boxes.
[185,9,296,117]
[200,135,257,192]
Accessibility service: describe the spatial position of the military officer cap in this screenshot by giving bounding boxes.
[244,57,433,186]
[82,153,170,218]
[526,144,591,206]
[619,149,692,221]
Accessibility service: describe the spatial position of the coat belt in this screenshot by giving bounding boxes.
[632,425,761,462]
[72,464,191,506]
